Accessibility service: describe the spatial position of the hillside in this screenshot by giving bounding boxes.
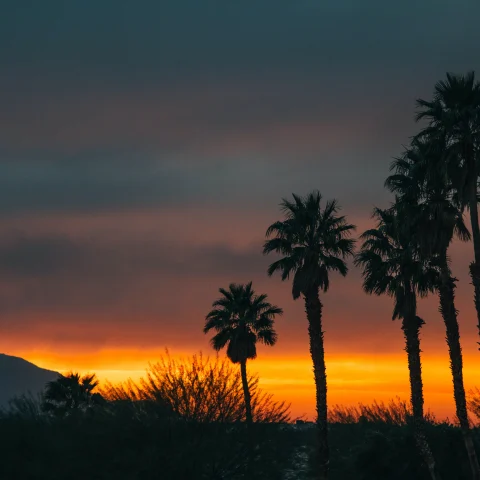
[0,354,59,406]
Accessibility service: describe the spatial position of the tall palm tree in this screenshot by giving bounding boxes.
[355,206,440,480]
[263,191,355,480]
[387,138,480,479]
[204,281,282,425]
[42,372,105,416]
[415,71,480,340]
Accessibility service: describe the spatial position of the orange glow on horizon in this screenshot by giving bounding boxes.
[9,348,480,421]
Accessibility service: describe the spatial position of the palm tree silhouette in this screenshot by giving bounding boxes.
[42,372,105,416]
[355,206,440,480]
[204,281,282,425]
[386,137,480,479]
[263,191,355,480]
[415,71,480,342]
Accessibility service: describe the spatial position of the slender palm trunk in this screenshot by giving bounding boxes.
[240,360,253,425]
[466,148,480,343]
[240,360,254,474]
[402,313,440,480]
[305,287,329,480]
[438,261,480,479]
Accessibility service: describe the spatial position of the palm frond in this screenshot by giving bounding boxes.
[264,191,356,298]
[356,204,439,321]
[204,282,281,364]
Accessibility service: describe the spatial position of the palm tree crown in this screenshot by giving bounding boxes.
[415,71,480,144]
[204,282,282,364]
[355,206,438,320]
[42,372,104,415]
[386,138,470,258]
[415,71,480,227]
[262,191,356,298]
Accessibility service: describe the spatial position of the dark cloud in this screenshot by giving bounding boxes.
[0,73,418,157]
[0,231,475,356]
[1,0,478,81]
[0,233,270,278]
[0,234,84,276]
[0,150,393,216]
[1,1,479,217]
[0,232,270,315]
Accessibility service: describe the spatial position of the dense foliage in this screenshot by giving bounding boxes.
[1,393,480,479]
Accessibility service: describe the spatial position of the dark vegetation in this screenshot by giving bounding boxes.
[3,377,480,479]
[0,355,295,480]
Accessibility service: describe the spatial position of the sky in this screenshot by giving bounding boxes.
[1,0,480,420]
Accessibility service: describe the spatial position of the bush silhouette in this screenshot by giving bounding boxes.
[102,350,290,423]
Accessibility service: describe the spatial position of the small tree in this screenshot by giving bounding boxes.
[42,372,105,416]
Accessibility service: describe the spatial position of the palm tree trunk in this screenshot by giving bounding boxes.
[305,287,329,480]
[470,197,480,344]
[240,360,254,475]
[240,360,253,425]
[402,314,440,480]
[467,148,480,343]
[438,262,480,479]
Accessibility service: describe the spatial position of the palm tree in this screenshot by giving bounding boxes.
[355,205,440,480]
[42,372,105,416]
[415,71,480,340]
[387,138,480,479]
[263,191,355,480]
[204,281,282,425]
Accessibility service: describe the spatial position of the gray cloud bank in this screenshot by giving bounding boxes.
[0,232,270,315]
[0,1,479,216]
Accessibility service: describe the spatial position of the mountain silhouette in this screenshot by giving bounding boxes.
[0,353,59,406]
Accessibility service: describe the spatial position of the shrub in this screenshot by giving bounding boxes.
[328,396,437,425]
[101,350,291,423]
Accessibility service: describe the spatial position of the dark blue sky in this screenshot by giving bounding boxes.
[2,1,479,214]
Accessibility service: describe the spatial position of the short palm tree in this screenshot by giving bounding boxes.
[355,205,440,480]
[387,138,480,479]
[415,71,480,340]
[263,191,355,480]
[42,372,105,416]
[204,281,282,425]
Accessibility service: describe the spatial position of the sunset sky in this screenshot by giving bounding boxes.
[1,1,480,420]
